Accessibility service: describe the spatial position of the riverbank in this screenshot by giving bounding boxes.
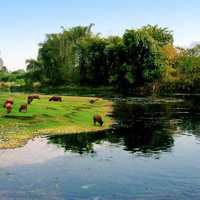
[4,82,200,97]
[0,93,113,149]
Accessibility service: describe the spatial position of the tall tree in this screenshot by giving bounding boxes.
[123,28,164,86]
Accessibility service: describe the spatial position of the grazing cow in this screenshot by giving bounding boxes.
[27,94,40,104]
[27,98,32,104]
[3,98,14,108]
[19,104,28,112]
[89,99,98,104]
[49,96,62,102]
[5,103,13,114]
[27,96,33,104]
[93,114,103,126]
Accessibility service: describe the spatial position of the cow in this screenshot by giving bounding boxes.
[27,97,32,104]
[3,98,14,108]
[19,104,28,112]
[27,96,33,104]
[93,114,103,126]
[49,96,62,102]
[89,98,99,104]
[5,103,13,114]
[27,94,40,104]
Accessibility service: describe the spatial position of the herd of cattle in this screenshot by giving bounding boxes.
[2,95,104,126]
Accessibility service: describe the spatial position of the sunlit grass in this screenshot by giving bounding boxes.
[0,93,113,149]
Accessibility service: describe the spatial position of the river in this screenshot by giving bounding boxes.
[0,95,200,200]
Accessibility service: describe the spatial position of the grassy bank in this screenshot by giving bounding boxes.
[0,93,113,149]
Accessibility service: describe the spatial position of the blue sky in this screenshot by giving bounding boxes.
[0,0,200,70]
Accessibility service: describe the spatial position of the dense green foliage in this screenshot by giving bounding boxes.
[24,24,173,93]
[0,69,26,89]
[2,24,200,94]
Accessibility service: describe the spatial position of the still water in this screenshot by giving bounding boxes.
[0,96,200,200]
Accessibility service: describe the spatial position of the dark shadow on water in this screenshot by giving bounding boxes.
[47,131,107,154]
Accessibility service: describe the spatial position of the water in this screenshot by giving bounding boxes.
[0,96,200,200]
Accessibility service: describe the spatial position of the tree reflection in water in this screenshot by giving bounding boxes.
[47,131,107,154]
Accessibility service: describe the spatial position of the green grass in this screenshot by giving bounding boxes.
[0,93,113,149]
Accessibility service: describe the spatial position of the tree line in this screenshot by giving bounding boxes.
[2,24,200,94]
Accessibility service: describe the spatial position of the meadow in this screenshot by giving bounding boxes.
[0,93,113,149]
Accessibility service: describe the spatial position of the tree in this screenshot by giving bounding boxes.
[33,24,96,86]
[161,44,178,81]
[78,36,108,86]
[123,28,164,87]
[174,46,200,82]
[141,25,173,47]
[104,36,128,89]
[26,59,43,84]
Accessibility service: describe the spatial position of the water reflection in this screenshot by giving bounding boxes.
[47,132,107,154]
[112,102,174,153]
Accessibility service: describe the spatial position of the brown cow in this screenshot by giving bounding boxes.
[27,94,40,104]
[93,114,103,126]
[3,98,14,108]
[49,96,62,102]
[19,104,28,112]
[27,98,32,104]
[5,103,13,114]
